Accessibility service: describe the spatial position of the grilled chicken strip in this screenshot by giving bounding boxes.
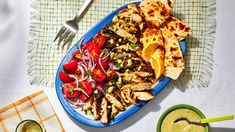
[120,90,131,105]
[135,71,153,78]
[113,89,128,107]
[121,87,140,105]
[110,105,119,119]
[105,93,125,111]
[116,29,138,43]
[92,97,99,120]
[133,91,154,101]
[121,72,145,83]
[92,93,103,120]
[100,97,108,124]
[121,82,153,91]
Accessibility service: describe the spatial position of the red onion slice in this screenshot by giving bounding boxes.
[102,52,111,61]
[63,95,85,108]
[96,85,104,93]
[80,63,88,72]
[91,64,97,71]
[77,65,85,79]
[98,52,106,74]
[82,50,88,66]
[108,63,116,73]
[81,89,89,98]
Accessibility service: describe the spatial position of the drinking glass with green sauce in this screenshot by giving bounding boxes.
[15,120,43,132]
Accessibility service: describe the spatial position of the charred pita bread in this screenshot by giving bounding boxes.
[140,0,173,27]
[161,28,184,79]
[158,0,174,11]
[140,28,164,46]
[161,16,192,40]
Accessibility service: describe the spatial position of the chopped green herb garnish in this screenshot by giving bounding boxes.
[123,18,127,23]
[84,70,92,76]
[122,78,126,84]
[111,74,118,83]
[70,88,74,95]
[130,43,136,49]
[84,110,87,115]
[103,48,109,56]
[82,50,86,55]
[114,62,121,69]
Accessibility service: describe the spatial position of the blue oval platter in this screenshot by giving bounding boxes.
[55,1,186,127]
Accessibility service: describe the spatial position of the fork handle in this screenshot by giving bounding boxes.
[74,0,93,22]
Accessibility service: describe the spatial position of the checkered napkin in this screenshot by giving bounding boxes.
[0,90,64,132]
[28,0,216,88]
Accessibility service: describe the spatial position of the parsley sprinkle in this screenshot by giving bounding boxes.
[85,70,92,76]
[114,62,121,69]
[103,48,109,56]
[130,43,136,49]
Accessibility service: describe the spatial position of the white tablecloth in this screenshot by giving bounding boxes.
[0,0,235,131]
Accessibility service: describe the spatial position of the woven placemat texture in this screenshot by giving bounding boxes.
[0,90,64,131]
[28,0,216,88]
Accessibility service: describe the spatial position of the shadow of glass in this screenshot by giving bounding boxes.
[0,0,12,15]
[0,22,16,44]
[0,0,16,44]
[210,127,235,132]
[63,85,174,132]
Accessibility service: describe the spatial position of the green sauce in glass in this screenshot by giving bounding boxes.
[16,120,43,132]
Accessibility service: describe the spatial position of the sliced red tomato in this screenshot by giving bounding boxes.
[78,93,89,101]
[92,68,106,82]
[75,67,81,74]
[78,80,92,101]
[79,81,93,95]
[82,41,98,53]
[93,33,106,48]
[98,59,109,70]
[90,47,101,62]
[62,60,78,74]
[63,82,80,98]
[72,51,83,61]
[96,81,104,86]
[59,71,75,83]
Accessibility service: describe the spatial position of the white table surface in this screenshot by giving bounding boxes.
[0,0,235,131]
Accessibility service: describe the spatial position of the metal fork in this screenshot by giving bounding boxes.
[54,0,93,47]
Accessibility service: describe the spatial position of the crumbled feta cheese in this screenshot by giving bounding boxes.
[117,59,122,63]
[94,90,98,94]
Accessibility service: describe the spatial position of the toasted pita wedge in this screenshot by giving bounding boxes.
[158,0,174,11]
[127,4,141,13]
[140,28,163,46]
[161,29,184,79]
[164,67,183,80]
[140,0,173,27]
[161,17,191,40]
